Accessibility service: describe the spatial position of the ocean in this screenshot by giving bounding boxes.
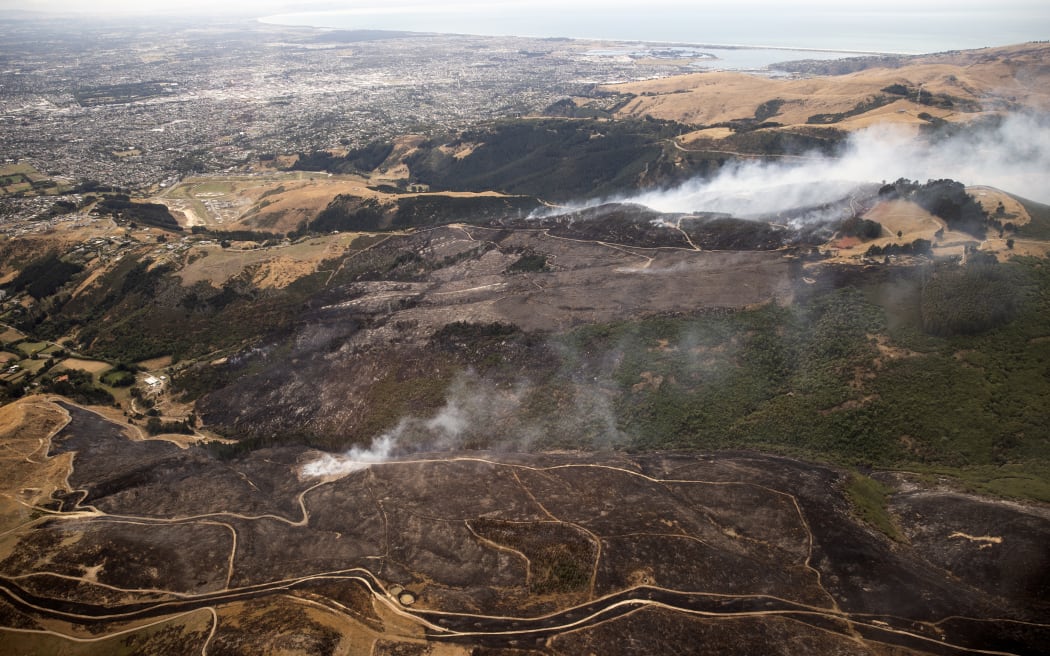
[260,5,1048,57]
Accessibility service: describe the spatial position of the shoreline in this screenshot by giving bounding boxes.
[255,15,919,57]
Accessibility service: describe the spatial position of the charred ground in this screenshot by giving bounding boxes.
[0,399,1047,654]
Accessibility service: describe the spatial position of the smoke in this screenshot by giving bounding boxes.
[629,112,1050,216]
[300,435,398,478]
[299,401,476,480]
[299,363,635,478]
[300,373,529,479]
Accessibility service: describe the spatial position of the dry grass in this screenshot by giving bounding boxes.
[1,327,25,344]
[137,356,174,370]
[825,199,945,262]
[178,233,361,289]
[968,186,1032,226]
[605,43,1050,129]
[0,398,73,530]
[56,358,112,374]
[680,127,735,142]
[864,199,942,240]
[823,196,1037,263]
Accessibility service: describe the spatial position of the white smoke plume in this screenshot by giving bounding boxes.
[629,112,1050,216]
[299,434,398,479]
[299,373,529,479]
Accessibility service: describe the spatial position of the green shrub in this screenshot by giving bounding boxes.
[844,472,903,541]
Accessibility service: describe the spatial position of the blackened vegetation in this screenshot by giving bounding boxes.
[190,227,283,244]
[429,321,555,376]
[404,118,686,201]
[310,194,541,232]
[469,519,596,594]
[95,196,182,231]
[880,178,990,237]
[4,252,83,299]
[505,203,838,251]
[681,216,793,251]
[432,321,520,344]
[391,195,539,228]
[518,204,690,249]
[312,197,386,232]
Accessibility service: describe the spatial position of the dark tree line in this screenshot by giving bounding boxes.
[880,178,989,238]
[4,253,83,299]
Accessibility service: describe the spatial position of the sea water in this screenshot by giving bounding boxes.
[260,5,1048,58]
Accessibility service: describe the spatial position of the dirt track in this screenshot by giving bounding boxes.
[0,399,1047,654]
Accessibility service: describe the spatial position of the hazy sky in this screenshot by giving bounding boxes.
[5,1,1046,51]
[7,0,1050,16]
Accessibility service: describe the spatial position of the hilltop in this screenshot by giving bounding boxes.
[601,42,1050,133]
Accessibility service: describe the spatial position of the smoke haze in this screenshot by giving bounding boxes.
[301,114,1049,479]
[300,373,528,478]
[629,113,1050,217]
[299,367,631,479]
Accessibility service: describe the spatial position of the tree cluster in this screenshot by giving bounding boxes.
[880,178,989,238]
[4,253,83,299]
[921,258,1018,336]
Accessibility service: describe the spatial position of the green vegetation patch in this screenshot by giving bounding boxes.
[921,255,1020,336]
[39,369,114,406]
[100,367,136,388]
[74,80,179,107]
[292,140,394,174]
[95,196,182,231]
[844,471,903,541]
[1014,196,1050,240]
[807,95,895,125]
[4,253,84,300]
[506,253,549,273]
[470,519,596,594]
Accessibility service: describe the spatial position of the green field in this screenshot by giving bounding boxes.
[0,163,63,197]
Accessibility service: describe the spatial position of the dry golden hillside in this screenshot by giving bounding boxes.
[604,42,1050,131]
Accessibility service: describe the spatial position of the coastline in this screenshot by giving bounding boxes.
[254,6,1043,56]
[256,15,908,57]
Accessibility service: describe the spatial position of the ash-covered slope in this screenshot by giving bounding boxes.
[2,398,1047,655]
